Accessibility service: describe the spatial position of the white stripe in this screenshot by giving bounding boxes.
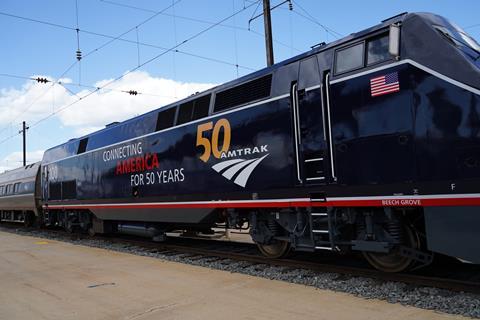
[43,93,290,166]
[331,59,480,97]
[305,84,321,92]
[305,158,324,162]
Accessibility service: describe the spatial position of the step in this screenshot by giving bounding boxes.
[315,246,333,250]
[311,213,327,216]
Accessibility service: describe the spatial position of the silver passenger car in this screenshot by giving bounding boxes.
[0,162,40,224]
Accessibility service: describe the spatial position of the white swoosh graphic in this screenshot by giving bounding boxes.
[234,154,269,187]
[222,158,258,180]
[212,158,245,172]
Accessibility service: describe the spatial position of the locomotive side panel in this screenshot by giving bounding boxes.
[43,97,297,223]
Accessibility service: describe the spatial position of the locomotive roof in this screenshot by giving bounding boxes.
[0,162,40,185]
[45,12,458,158]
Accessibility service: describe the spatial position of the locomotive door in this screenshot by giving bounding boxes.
[292,56,329,185]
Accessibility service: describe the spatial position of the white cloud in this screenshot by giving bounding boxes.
[0,150,44,173]
[0,71,216,136]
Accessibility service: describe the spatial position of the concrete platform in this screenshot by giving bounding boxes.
[0,231,467,320]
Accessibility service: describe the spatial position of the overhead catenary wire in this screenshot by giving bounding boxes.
[0,72,177,98]
[98,0,302,53]
[291,0,343,38]
[0,2,259,138]
[0,0,262,147]
[0,9,258,70]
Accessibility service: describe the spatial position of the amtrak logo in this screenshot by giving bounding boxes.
[212,154,269,187]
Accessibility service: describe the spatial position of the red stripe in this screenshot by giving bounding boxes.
[371,82,397,89]
[371,86,400,97]
[44,197,480,210]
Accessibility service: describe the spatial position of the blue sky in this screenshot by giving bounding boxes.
[0,0,479,171]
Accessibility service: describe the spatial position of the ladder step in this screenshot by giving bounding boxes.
[312,229,329,234]
[315,246,333,251]
[306,177,325,181]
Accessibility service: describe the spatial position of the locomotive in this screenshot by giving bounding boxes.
[1,12,479,272]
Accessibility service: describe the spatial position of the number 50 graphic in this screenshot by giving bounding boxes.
[196,118,231,162]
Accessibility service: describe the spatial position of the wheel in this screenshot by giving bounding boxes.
[65,222,74,233]
[256,240,291,259]
[87,226,96,237]
[24,212,35,228]
[363,224,420,273]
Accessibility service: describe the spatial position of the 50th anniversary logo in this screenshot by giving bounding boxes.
[196,118,269,187]
[95,117,267,189]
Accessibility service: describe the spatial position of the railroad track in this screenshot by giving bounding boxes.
[2,223,480,295]
[97,234,480,295]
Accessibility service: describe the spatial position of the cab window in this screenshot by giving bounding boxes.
[335,42,364,74]
[367,34,390,65]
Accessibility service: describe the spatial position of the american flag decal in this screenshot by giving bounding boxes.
[370,72,400,97]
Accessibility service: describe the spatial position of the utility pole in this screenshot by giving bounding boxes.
[263,0,274,66]
[19,121,29,167]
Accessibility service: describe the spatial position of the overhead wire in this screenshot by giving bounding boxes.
[0,1,257,138]
[0,9,257,70]
[0,72,177,98]
[0,0,262,142]
[98,0,302,53]
[291,0,343,38]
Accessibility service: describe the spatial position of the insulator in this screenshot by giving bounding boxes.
[128,90,138,96]
[76,49,82,61]
[288,1,293,10]
[36,77,48,83]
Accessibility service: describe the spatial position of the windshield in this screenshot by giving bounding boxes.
[434,24,480,58]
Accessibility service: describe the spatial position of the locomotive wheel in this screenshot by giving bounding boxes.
[257,240,291,259]
[24,212,35,228]
[363,225,420,273]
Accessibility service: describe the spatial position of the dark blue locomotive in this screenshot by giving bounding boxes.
[1,12,479,272]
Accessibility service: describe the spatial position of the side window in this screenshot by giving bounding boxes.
[6,184,13,195]
[156,107,176,131]
[334,42,364,74]
[77,138,88,154]
[177,101,194,125]
[0,186,4,195]
[367,34,390,65]
[298,56,320,89]
[13,183,21,193]
[191,95,210,121]
[176,95,212,125]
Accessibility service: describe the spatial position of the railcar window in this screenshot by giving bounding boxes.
[214,74,272,112]
[334,43,364,74]
[13,183,21,193]
[6,184,13,195]
[367,34,390,65]
[177,101,194,125]
[191,95,211,121]
[155,107,176,131]
[0,186,4,195]
[77,138,88,154]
